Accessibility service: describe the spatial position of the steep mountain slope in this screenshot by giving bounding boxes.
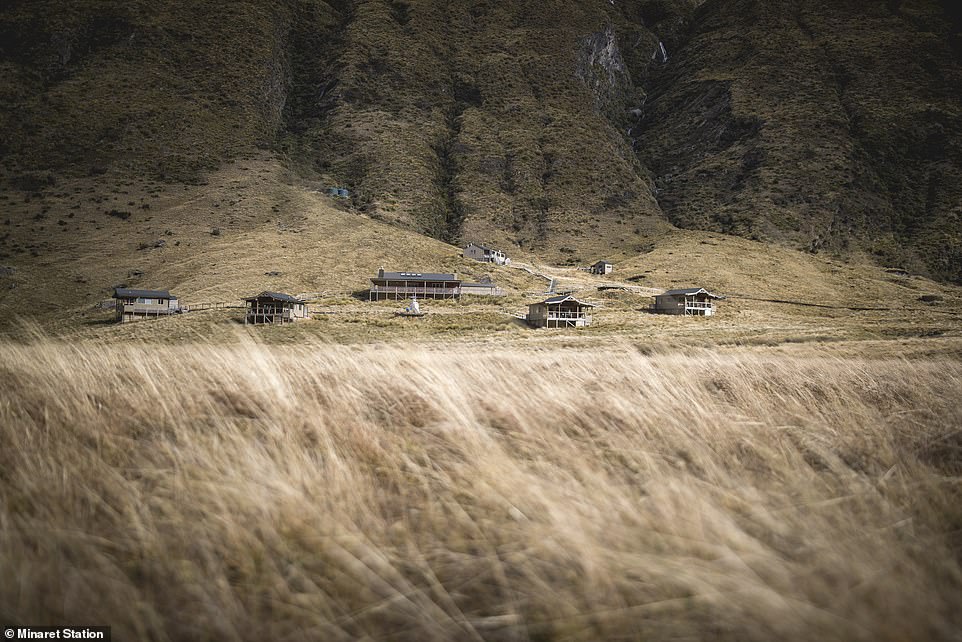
[632,0,962,282]
[283,0,671,261]
[0,0,960,281]
[0,0,312,182]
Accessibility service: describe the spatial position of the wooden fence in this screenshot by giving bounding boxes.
[184,302,241,312]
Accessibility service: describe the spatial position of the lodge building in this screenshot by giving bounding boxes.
[369,270,462,300]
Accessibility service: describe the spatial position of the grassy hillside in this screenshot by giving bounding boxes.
[1,153,959,347]
[0,154,547,334]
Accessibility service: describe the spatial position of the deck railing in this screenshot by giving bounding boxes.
[121,303,176,315]
[185,302,232,312]
[370,286,460,297]
[245,310,297,323]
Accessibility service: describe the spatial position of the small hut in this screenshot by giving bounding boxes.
[464,243,510,266]
[244,291,309,324]
[113,288,180,323]
[590,260,613,275]
[527,294,595,328]
[369,269,461,300]
[652,288,722,316]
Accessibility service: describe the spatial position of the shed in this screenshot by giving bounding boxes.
[652,287,722,316]
[527,294,595,328]
[113,288,180,323]
[244,291,309,324]
[369,269,461,300]
[590,260,613,275]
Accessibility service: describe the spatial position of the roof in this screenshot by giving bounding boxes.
[593,260,612,266]
[113,288,174,299]
[466,241,503,251]
[536,294,596,307]
[375,272,459,282]
[244,291,305,303]
[660,287,722,298]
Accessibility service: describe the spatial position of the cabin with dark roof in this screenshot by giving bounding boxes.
[369,269,461,300]
[113,288,180,323]
[652,288,722,316]
[527,294,595,328]
[244,291,309,324]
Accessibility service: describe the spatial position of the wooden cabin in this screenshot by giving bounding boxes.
[652,288,722,316]
[527,294,595,328]
[464,242,510,266]
[113,288,180,323]
[590,260,613,275]
[244,291,309,324]
[369,269,461,300]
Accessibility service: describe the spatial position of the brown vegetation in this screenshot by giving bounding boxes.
[5,1,957,278]
[1,338,960,640]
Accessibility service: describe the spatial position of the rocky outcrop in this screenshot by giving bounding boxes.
[577,24,636,122]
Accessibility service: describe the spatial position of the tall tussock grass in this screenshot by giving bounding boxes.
[1,339,961,641]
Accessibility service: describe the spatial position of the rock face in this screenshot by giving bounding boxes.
[577,24,635,121]
[1,0,960,280]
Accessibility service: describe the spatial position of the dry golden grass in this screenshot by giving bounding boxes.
[1,337,961,640]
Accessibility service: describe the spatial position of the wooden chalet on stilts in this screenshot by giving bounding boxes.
[112,288,180,323]
[527,294,595,328]
[244,291,309,324]
[369,269,462,300]
[652,288,722,316]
